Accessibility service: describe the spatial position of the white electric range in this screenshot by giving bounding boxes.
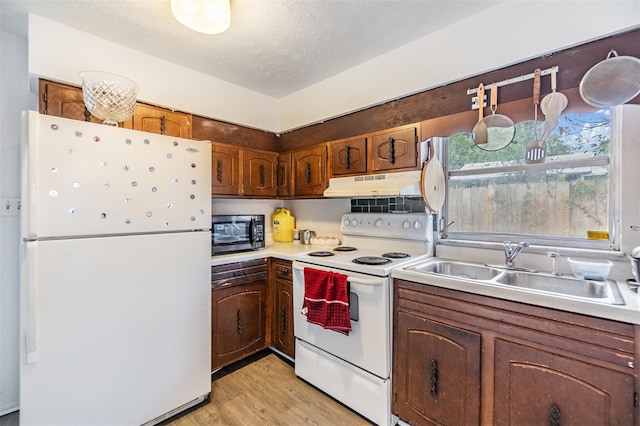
[292,212,434,426]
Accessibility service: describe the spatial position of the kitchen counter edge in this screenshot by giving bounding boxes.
[210,242,310,266]
[392,266,640,325]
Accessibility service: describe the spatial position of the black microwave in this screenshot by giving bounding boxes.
[211,214,265,255]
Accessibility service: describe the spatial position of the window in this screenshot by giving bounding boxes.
[442,108,614,249]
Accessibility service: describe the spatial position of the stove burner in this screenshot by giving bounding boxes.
[353,256,392,265]
[383,252,411,259]
[308,251,336,257]
[333,246,358,252]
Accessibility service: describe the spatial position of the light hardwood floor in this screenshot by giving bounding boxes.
[166,351,373,425]
[0,351,372,426]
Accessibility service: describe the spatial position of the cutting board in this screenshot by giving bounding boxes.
[420,139,446,212]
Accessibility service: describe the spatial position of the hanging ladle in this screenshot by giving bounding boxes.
[472,83,516,151]
[540,67,568,141]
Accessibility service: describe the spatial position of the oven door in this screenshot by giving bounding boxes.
[292,261,391,379]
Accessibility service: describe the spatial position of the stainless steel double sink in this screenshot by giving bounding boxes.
[406,259,625,305]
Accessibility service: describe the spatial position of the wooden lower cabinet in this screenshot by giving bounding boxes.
[394,311,481,425]
[211,259,268,371]
[393,279,637,426]
[494,338,634,425]
[271,259,295,358]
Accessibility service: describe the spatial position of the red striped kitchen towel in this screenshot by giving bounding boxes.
[302,267,351,335]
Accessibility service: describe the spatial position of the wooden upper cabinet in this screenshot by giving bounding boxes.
[132,103,191,138]
[371,125,419,171]
[329,136,367,177]
[243,149,278,197]
[292,144,327,197]
[211,142,241,196]
[277,152,292,198]
[39,80,133,128]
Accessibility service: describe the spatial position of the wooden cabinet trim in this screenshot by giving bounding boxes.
[394,279,637,426]
[395,280,635,369]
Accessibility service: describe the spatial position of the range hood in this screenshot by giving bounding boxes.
[323,170,423,198]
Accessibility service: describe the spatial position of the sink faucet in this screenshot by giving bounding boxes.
[503,241,529,268]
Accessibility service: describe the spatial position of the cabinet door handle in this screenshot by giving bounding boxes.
[550,405,560,426]
[345,145,351,169]
[388,137,396,164]
[160,115,166,135]
[237,309,244,335]
[217,159,223,183]
[280,306,286,332]
[277,163,284,186]
[277,266,290,276]
[429,359,438,397]
[305,162,312,184]
[259,164,265,185]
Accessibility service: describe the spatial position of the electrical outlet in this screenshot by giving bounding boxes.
[1,197,21,217]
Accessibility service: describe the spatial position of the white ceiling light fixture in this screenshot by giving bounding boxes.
[170,0,231,35]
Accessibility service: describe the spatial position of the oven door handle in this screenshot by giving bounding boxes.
[346,276,383,286]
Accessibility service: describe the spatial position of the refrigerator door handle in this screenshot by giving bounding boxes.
[25,242,39,363]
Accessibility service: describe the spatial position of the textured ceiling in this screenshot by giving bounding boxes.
[1,0,501,98]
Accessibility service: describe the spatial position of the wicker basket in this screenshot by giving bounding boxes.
[80,71,139,125]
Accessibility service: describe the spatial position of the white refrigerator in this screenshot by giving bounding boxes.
[19,111,212,425]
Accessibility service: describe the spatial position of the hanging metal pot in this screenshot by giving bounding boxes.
[579,50,640,108]
[472,83,516,151]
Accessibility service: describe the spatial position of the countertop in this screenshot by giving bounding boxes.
[210,242,312,266]
[211,244,640,325]
[392,259,640,325]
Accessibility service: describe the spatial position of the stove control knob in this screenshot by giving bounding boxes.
[343,218,351,227]
[375,218,384,228]
[402,220,411,229]
[351,219,359,227]
[413,220,423,230]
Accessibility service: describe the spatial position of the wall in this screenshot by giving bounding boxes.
[26,14,279,133]
[0,30,29,415]
[210,198,350,242]
[21,3,640,134]
[276,1,640,131]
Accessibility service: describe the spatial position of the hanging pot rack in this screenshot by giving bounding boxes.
[468,66,559,110]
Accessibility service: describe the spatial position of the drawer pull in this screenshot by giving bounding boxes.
[305,162,312,184]
[550,405,560,426]
[237,309,244,335]
[429,359,438,397]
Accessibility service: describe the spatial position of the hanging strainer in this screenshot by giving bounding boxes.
[579,50,640,108]
[80,71,139,126]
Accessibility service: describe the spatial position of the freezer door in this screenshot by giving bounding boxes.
[21,111,211,240]
[20,232,211,425]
